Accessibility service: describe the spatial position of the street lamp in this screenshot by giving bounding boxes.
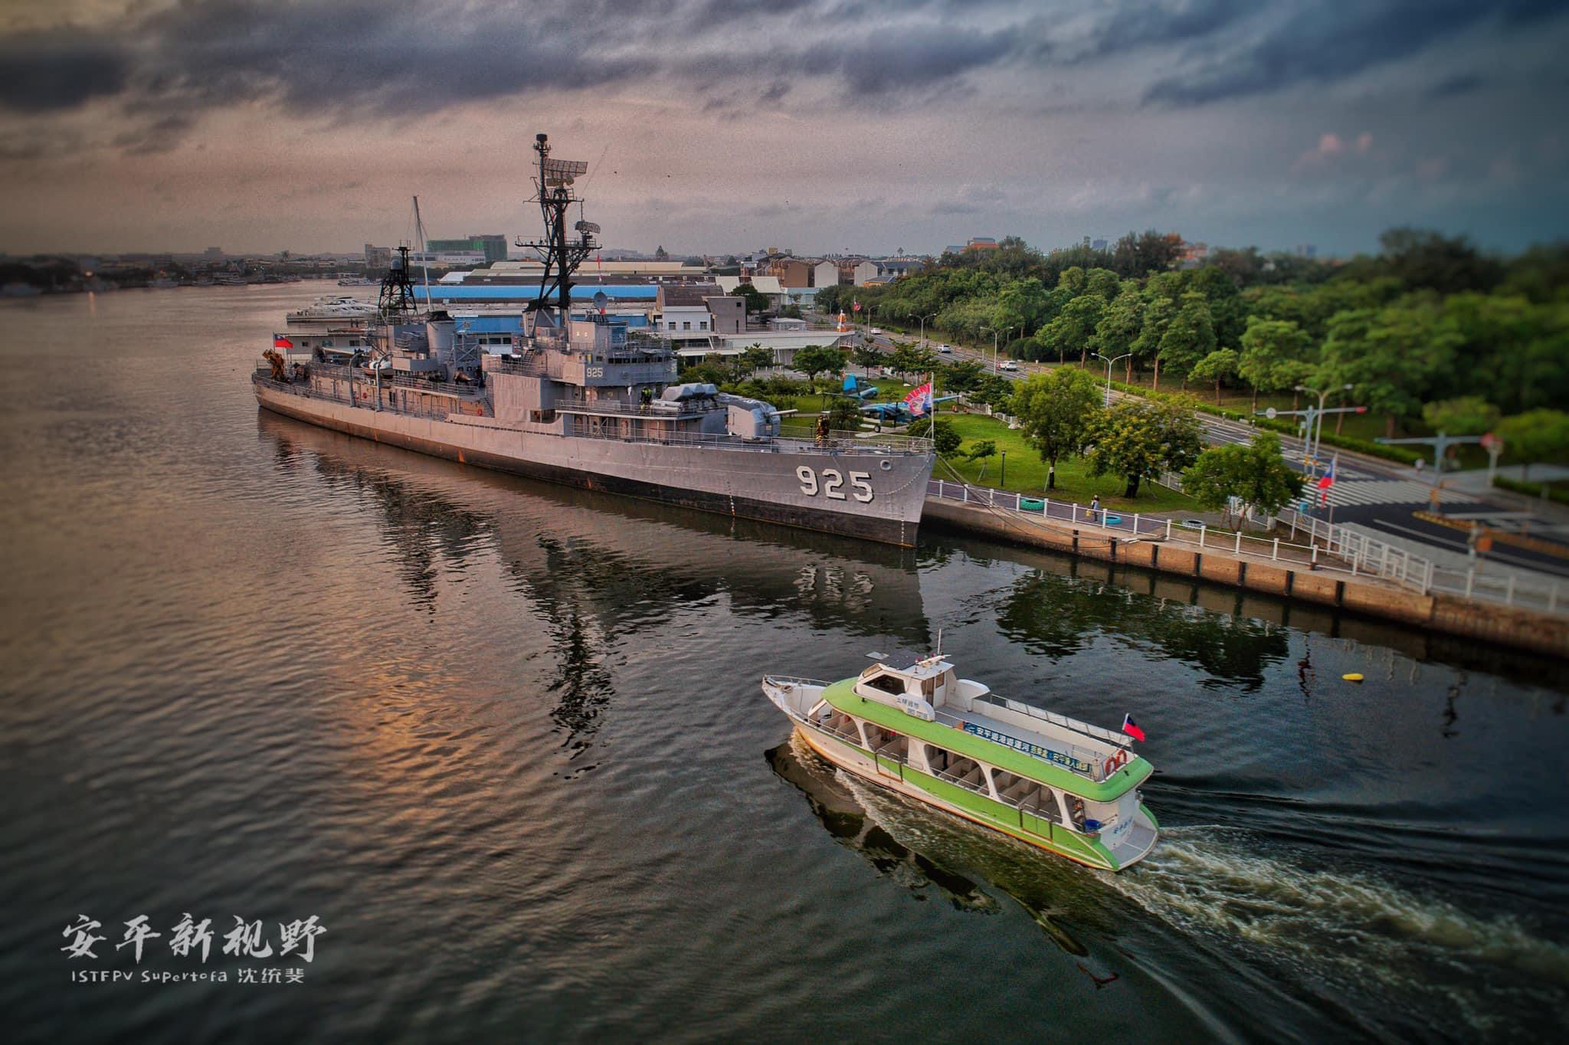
[1095,351,1132,408]
[987,326,1014,374]
[1294,382,1353,471]
[918,312,936,348]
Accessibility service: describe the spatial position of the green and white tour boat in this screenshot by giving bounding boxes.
[762,652,1158,872]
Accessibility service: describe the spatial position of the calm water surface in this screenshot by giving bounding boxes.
[1,286,1566,1043]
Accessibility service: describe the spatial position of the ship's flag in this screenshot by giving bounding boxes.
[274,335,294,351]
[852,300,862,313]
[1316,455,1337,490]
[1121,714,1146,743]
[904,381,933,417]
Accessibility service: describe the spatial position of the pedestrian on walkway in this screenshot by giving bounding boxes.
[1090,495,1101,516]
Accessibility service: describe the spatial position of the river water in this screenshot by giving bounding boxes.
[1,285,1566,1043]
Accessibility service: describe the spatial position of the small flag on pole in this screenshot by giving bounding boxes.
[1121,714,1146,743]
[274,335,294,351]
[903,381,933,417]
[852,299,862,313]
[1316,454,1337,490]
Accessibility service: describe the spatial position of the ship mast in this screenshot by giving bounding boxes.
[517,133,598,319]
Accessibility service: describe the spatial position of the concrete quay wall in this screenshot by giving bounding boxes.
[922,498,1569,659]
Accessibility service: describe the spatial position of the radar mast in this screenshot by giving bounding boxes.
[516,133,598,319]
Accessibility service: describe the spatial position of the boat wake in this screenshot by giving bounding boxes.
[1108,826,1569,1038]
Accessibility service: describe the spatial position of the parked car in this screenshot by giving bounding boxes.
[999,360,1019,372]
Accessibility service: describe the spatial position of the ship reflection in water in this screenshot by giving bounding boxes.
[258,410,931,763]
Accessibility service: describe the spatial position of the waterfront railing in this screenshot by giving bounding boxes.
[925,478,1566,618]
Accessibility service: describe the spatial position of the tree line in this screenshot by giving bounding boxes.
[820,229,1569,445]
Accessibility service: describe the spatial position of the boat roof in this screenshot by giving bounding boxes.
[866,649,950,677]
[824,678,1149,800]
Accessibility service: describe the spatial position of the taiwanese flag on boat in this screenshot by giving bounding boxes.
[274,335,294,351]
[1121,714,1146,743]
[904,381,933,417]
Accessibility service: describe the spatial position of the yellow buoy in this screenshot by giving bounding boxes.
[1342,673,1364,682]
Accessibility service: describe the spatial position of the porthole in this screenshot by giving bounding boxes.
[879,459,892,471]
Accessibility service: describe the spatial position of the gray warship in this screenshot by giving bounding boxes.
[253,133,935,546]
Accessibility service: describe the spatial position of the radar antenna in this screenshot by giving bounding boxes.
[516,133,597,317]
[378,244,417,315]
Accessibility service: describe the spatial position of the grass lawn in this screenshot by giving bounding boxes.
[929,412,1200,516]
[786,380,1201,516]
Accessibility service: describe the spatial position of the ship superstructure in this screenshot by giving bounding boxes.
[254,134,934,545]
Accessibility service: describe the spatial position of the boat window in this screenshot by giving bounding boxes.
[864,725,908,760]
[862,673,905,697]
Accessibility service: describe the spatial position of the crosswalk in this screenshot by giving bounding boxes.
[1312,479,1481,508]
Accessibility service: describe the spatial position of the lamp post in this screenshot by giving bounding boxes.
[918,312,936,349]
[1000,450,1006,487]
[1294,382,1353,471]
[1095,351,1132,408]
[989,326,1014,374]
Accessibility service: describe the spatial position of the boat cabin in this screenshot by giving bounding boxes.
[854,651,986,722]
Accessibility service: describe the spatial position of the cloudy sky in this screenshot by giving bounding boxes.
[1,0,1566,259]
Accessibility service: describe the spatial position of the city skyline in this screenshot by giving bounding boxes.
[1,1,1567,259]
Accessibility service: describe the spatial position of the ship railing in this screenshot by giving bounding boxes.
[931,765,991,797]
[967,694,1127,773]
[564,418,931,455]
[556,396,703,418]
[252,366,477,422]
[274,360,485,400]
[932,706,1111,782]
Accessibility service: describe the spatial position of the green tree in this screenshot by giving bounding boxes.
[1089,280,1145,381]
[939,358,988,392]
[994,277,1051,338]
[1157,292,1217,389]
[1010,367,1104,489]
[1421,397,1500,436]
[1037,294,1105,365]
[1317,305,1461,437]
[739,345,774,376]
[965,439,998,479]
[1183,433,1306,529]
[825,397,863,431]
[1189,348,1240,404]
[733,281,770,317]
[1378,227,1502,295]
[792,345,845,389]
[907,418,962,456]
[885,344,940,381]
[1238,317,1312,410]
[851,343,883,376]
[1495,409,1569,480]
[1189,266,1248,349]
[1085,398,1205,498]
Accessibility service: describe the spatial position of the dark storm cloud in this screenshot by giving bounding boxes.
[130,0,658,116]
[1050,0,1252,64]
[1144,0,1569,106]
[0,28,129,112]
[1428,73,1485,99]
[1,0,1564,146]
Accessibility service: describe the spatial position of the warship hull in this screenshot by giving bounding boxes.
[255,377,932,546]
